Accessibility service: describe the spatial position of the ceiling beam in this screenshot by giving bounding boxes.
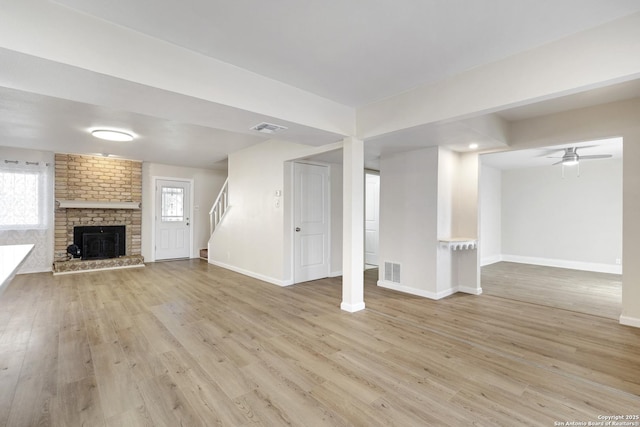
[357,12,640,140]
[0,0,355,137]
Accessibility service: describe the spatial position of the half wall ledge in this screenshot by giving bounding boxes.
[439,238,477,251]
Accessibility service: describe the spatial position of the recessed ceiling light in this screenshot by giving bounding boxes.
[91,129,134,142]
[469,143,479,150]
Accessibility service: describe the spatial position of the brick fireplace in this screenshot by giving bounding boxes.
[53,154,144,273]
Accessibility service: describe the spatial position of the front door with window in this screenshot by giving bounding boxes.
[155,179,191,260]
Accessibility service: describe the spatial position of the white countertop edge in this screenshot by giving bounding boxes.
[0,244,35,295]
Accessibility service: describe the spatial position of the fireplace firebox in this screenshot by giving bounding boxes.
[73,226,126,260]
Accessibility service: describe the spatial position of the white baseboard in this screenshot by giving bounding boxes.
[619,315,640,328]
[481,255,502,267]
[458,285,483,295]
[377,280,454,300]
[330,270,343,278]
[377,280,482,299]
[340,301,366,312]
[501,254,621,275]
[207,259,291,287]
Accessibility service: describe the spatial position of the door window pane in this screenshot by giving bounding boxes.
[161,187,184,222]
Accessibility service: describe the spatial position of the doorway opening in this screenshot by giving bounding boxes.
[365,171,380,269]
[479,138,623,319]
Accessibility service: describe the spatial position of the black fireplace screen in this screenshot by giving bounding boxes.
[73,226,126,260]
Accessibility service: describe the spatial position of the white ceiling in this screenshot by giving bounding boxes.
[51,0,640,107]
[2,1,640,169]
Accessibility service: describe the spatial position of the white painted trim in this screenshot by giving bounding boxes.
[53,263,145,276]
[501,254,622,274]
[330,270,343,278]
[340,301,366,312]
[208,259,292,287]
[56,200,140,209]
[458,286,483,295]
[481,255,502,266]
[377,280,456,300]
[619,315,640,328]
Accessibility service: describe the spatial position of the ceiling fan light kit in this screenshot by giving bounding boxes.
[546,146,613,177]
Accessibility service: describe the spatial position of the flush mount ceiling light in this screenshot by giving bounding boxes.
[91,129,134,142]
[468,143,479,150]
[250,122,288,134]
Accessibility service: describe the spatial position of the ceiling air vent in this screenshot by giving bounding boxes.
[250,122,288,134]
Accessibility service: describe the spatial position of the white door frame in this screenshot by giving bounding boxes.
[290,161,331,284]
[365,170,380,266]
[151,176,195,262]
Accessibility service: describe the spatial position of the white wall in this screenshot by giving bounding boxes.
[454,152,479,238]
[141,162,227,262]
[379,147,480,299]
[329,163,343,276]
[0,147,54,273]
[500,159,622,273]
[437,149,481,295]
[451,152,480,293]
[505,98,639,326]
[378,147,439,297]
[209,139,343,286]
[436,149,455,295]
[479,164,502,265]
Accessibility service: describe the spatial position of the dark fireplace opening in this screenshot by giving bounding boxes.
[74,226,126,260]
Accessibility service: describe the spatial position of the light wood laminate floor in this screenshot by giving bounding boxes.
[482,262,622,320]
[1,260,639,426]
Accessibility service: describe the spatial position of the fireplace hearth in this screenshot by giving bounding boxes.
[74,226,126,260]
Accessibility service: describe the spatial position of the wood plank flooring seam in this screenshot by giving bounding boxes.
[366,306,640,402]
[479,292,618,322]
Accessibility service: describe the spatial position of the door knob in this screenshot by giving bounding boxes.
[295,227,301,232]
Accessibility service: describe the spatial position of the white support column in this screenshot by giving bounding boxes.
[341,137,365,312]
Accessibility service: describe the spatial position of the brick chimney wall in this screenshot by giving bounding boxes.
[54,154,142,262]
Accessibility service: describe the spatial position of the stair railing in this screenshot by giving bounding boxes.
[209,178,229,236]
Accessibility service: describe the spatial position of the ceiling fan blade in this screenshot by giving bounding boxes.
[551,160,564,166]
[573,145,600,151]
[537,149,565,157]
[537,145,600,158]
[580,154,613,160]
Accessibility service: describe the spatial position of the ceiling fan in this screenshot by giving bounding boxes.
[548,146,612,166]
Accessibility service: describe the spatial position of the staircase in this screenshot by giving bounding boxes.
[202,178,229,261]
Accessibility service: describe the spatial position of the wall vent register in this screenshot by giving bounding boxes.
[384,262,401,284]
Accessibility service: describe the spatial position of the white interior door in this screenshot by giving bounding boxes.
[294,162,330,283]
[365,173,380,266]
[155,179,191,260]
